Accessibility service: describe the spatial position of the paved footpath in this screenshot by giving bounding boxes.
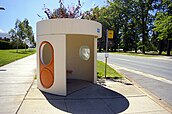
[0,54,171,114]
[0,54,36,114]
[17,79,171,114]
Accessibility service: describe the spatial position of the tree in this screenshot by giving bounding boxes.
[136,0,156,54]
[153,12,172,55]
[14,19,21,52]
[22,19,35,51]
[153,0,172,56]
[8,29,17,50]
[66,0,171,54]
[43,0,82,19]
[9,19,35,52]
[82,6,109,50]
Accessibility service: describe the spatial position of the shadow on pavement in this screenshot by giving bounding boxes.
[41,79,129,114]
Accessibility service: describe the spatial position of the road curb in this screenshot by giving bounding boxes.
[107,63,172,113]
[118,69,172,113]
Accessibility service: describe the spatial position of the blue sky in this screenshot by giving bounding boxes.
[0,0,106,36]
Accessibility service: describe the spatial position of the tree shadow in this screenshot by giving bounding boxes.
[10,51,27,54]
[41,79,129,114]
[97,78,133,86]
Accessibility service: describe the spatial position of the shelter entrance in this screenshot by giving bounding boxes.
[66,35,94,82]
[66,35,95,94]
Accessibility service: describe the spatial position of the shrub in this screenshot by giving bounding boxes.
[0,40,13,49]
[0,40,28,50]
[43,0,82,19]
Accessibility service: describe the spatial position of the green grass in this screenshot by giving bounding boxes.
[97,60,123,79]
[34,75,37,80]
[0,49,36,67]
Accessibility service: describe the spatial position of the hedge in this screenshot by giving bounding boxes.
[0,40,28,50]
[0,40,13,49]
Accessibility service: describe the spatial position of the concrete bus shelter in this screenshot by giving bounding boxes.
[36,19,102,96]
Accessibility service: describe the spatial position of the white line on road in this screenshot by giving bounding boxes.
[109,63,172,85]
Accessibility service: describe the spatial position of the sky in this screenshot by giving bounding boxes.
[0,0,106,36]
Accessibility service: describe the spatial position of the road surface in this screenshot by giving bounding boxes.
[97,53,172,107]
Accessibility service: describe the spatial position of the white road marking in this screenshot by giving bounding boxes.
[109,63,172,85]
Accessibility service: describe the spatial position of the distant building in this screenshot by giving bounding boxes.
[0,33,10,41]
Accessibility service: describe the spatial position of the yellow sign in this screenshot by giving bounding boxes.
[108,30,114,39]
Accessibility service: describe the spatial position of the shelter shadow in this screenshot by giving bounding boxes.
[41,79,129,114]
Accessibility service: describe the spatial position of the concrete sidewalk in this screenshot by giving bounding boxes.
[0,54,171,114]
[17,78,170,114]
[0,54,36,114]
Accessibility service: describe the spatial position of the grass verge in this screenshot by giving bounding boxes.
[0,49,36,67]
[97,60,123,79]
[34,75,37,80]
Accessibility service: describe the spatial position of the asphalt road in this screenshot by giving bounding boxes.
[97,53,172,107]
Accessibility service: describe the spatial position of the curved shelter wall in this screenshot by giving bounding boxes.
[37,19,102,38]
[37,19,102,96]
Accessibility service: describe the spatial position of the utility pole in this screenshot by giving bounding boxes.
[105,29,114,78]
[105,29,108,78]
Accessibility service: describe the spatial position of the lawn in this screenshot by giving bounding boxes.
[97,60,123,79]
[0,49,36,67]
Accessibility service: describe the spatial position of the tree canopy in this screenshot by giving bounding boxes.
[9,19,35,52]
[43,0,82,19]
[41,0,172,55]
[81,0,172,55]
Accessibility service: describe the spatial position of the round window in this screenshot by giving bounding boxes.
[40,42,53,65]
[79,46,90,61]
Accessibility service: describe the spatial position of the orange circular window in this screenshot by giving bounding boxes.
[39,41,54,88]
[40,68,54,88]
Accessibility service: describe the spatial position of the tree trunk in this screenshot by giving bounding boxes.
[134,32,137,53]
[140,1,149,54]
[159,40,163,55]
[25,39,27,52]
[141,9,146,54]
[135,47,137,53]
[25,43,26,52]
[16,38,19,53]
[98,48,101,52]
[167,40,171,56]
